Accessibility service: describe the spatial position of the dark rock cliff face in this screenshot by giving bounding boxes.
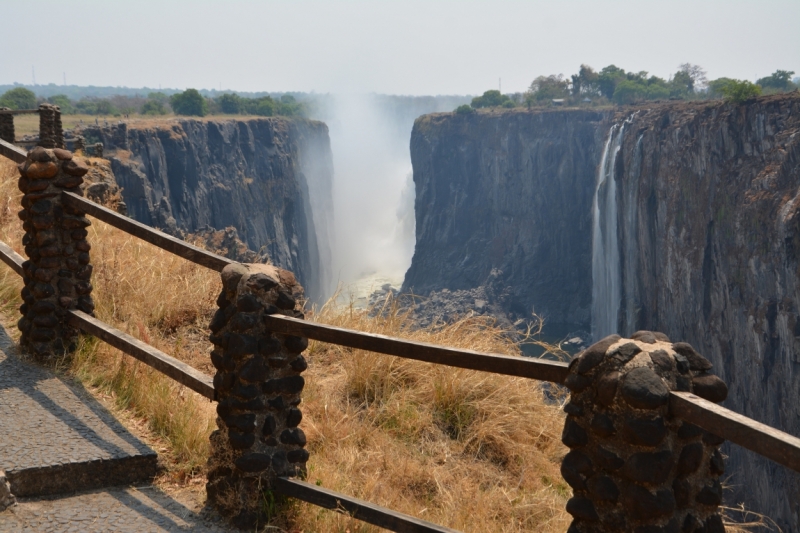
[81,118,333,302]
[405,94,800,529]
[403,109,609,327]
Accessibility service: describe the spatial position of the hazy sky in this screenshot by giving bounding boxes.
[2,0,798,95]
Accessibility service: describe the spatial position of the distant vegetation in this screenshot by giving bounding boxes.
[0,86,308,119]
[457,65,798,112]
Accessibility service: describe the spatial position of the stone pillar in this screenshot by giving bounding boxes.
[38,104,57,149]
[73,135,85,154]
[92,143,103,158]
[53,106,64,149]
[562,331,729,533]
[17,146,94,360]
[207,263,309,529]
[0,108,14,143]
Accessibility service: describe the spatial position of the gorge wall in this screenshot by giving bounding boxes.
[81,118,333,302]
[404,94,800,530]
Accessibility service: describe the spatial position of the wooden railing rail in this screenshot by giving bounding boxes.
[61,192,234,272]
[263,313,570,383]
[0,138,27,163]
[0,239,214,400]
[272,477,460,533]
[0,109,40,115]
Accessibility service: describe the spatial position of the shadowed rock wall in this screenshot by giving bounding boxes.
[80,118,333,302]
[405,94,800,530]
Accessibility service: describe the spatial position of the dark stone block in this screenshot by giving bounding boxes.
[649,350,673,371]
[576,334,620,374]
[30,200,52,214]
[216,291,230,309]
[709,449,725,475]
[32,300,55,313]
[631,330,657,344]
[71,228,88,240]
[213,372,236,394]
[234,453,272,472]
[78,252,90,264]
[290,355,308,372]
[228,312,258,332]
[677,443,704,477]
[564,373,591,392]
[32,282,55,298]
[276,290,296,310]
[594,446,625,470]
[76,265,93,280]
[236,294,261,312]
[562,418,589,448]
[209,305,235,333]
[704,515,725,533]
[280,428,307,445]
[287,449,310,463]
[263,375,305,395]
[209,333,230,348]
[271,450,292,476]
[587,475,619,502]
[258,336,281,355]
[623,416,667,447]
[240,357,269,382]
[262,415,277,436]
[223,413,256,433]
[564,402,584,417]
[229,397,267,411]
[673,478,690,508]
[621,485,675,520]
[268,396,286,410]
[246,272,278,292]
[677,422,702,440]
[75,240,91,252]
[674,354,690,374]
[285,335,308,353]
[565,496,599,521]
[57,278,73,293]
[227,334,258,358]
[75,281,92,295]
[33,267,57,283]
[696,479,722,506]
[262,436,278,446]
[210,349,225,371]
[691,374,728,403]
[228,431,256,450]
[610,342,642,364]
[31,215,55,229]
[32,314,58,328]
[590,414,616,437]
[233,381,261,400]
[621,367,669,409]
[682,514,702,533]
[77,296,94,313]
[672,342,712,371]
[286,408,303,427]
[676,376,691,391]
[595,370,621,406]
[268,355,288,368]
[623,451,674,484]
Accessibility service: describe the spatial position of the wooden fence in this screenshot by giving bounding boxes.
[1,116,799,532]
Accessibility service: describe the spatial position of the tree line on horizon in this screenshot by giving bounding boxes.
[456,65,798,113]
[0,87,307,118]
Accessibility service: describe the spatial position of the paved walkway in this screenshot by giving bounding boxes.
[0,326,156,496]
[0,486,231,532]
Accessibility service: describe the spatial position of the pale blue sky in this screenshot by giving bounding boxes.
[2,0,798,95]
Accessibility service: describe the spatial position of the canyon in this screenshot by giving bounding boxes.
[405,94,800,530]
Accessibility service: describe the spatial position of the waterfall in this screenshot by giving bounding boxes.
[591,123,626,340]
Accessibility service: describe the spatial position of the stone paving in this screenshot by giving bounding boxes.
[0,486,232,532]
[0,325,156,496]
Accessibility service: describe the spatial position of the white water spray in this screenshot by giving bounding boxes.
[591,123,626,340]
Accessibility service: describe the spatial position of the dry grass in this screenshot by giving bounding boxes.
[0,156,775,532]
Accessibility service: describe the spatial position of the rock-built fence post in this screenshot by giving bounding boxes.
[17,146,94,360]
[0,108,14,143]
[562,331,729,533]
[207,263,309,529]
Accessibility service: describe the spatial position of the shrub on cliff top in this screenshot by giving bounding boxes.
[717,79,762,104]
[170,88,208,117]
[454,104,474,114]
[0,87,36,110]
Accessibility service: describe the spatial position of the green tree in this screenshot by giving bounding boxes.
[526,75,570,103]
[141,99,167,115]
[571,64,600,96]
[613,80,648,104]
[471,90,511,108]
[0,87,37,110]
[756,70,796,93]
[597,65,627,99]
[95,99,116,115]
[170,88,208,116]
[48,94,74,114]
[454,104,474,114]
[670,70,694,98]
[217,93,242,114]
[718,80,762,103]
[706,78,735,99]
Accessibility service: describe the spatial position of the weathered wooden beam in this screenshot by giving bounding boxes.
[670,391,800,473]
[67,310,215,400]
[263,314,570,383]
[273,477,461,533]
[0,137,26,163]
[0,240,24,277]
[0,109,39,115]
[61,191,235,272]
